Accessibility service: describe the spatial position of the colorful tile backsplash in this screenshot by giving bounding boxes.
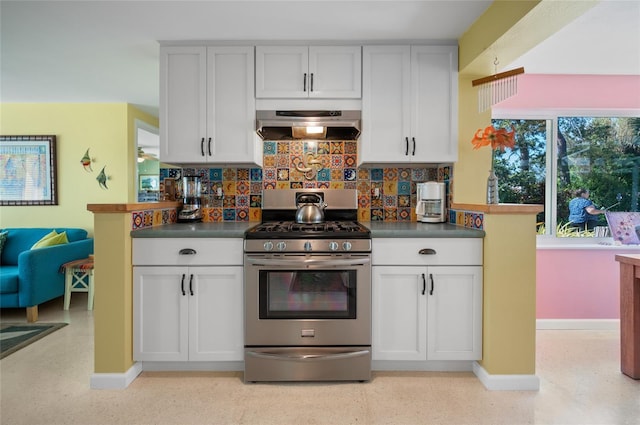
[155,140,453,224]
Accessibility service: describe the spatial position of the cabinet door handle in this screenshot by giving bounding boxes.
[310,73,314,92]
[429,273,434,295]
[421,273,426,295]
[418,248,436,255]
[180,274,186,296]
[412,137,416,156]
[200,137,205,157]
[208,137,212,157]
[303,73,307,92]
[179,248,197,255]
[405,137,409,156]
[189,274,194,296]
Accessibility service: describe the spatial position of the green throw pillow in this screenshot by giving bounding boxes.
[0,230,8,265]
[31,230,69,249]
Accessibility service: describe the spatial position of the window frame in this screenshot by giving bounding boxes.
[492,108,640,244]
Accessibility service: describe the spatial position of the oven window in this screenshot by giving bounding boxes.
[258,270,357,319]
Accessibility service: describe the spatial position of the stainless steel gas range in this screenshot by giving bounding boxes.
[243,189,372,383]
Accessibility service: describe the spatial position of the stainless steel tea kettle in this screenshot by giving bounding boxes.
[295,193,327,224]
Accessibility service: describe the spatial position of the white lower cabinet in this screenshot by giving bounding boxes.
[372,239,483,363]
[132,238,243,363]
[133,266,243,362]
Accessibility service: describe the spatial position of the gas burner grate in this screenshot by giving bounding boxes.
[245,220,371,239]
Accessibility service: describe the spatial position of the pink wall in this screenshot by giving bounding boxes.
[494,74,640,110]
[536,249,638,319]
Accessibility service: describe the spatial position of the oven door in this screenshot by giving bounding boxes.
[244,253,371,346]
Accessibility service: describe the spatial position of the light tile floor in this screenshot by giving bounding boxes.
[1,296,639,425]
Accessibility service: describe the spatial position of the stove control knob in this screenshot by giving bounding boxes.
[263,241,274,252]
[276,241,287,252]
[304,241,313,252]
[342,241,352,251]
[329,241,339,251]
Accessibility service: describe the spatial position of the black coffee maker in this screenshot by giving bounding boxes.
[178,175,203,222]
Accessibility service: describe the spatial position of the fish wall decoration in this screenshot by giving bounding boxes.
[81,148,93,172]
[96,166,109,189]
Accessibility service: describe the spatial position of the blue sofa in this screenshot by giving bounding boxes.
[0,228,94,322]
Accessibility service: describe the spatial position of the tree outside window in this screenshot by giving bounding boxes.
[492,116,639,237]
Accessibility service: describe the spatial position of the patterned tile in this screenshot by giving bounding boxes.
[277,141,290,154]
[317,168,331,181]
[250,168,262,181]
[277,168,289,181]
[208,168,222,181]
[383,208,397,221]
[398,208,412,221]
[250,194,262,207]
[383,195,397,207]
[223,209,236,221]
[159,152,455,224]
[263,155,276,168]
[398,181,411,195]
[344,168,357,182]
[132,211,144,229]
[236,208,249,221]
[236,195,249,208]
[316,142,330,154]
[371,208,384,221]
[344,141,357,154]
[383,168,398,181]
[250,182,262,194]
[398,168,411,181]
[223,169,236,181]
[357,168,370,181]
[236,180,250,195]
[237,168,249,181]
[330,141,344,154]
[263,141,276,155]
[370,168,384,181]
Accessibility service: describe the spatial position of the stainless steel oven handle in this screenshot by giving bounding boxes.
[245,257,370,267]
[246,350,370,362]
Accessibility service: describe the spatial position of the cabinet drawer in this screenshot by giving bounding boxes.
[372,238,482,266]
[133,238,243,266]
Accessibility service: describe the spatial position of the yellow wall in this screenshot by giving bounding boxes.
[480,213,537,374]
[93,212,134,373]
[0,103,158,234]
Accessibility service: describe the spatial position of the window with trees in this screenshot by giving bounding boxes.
[492,116,639,238]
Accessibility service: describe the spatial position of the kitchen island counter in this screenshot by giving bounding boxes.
[362,221,485,238]
[131,221,256,238]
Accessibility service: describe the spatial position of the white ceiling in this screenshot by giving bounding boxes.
[1,0,639,118]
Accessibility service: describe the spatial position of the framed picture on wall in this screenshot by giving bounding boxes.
[0,135,58,206]
[139,174,159,191]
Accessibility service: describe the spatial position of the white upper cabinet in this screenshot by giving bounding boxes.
[255,46,362,99]
[360,45,458,165]
[160,45,260,166]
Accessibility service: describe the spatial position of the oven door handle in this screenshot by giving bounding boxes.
[246,349,370,362]
[245,257,370,267]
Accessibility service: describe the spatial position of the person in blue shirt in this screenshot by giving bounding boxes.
[568,188,605,230]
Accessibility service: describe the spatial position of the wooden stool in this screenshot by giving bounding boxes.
[61,258,95,310]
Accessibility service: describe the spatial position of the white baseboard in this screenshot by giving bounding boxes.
[473,362,540,391]
[90,362,143,389]
[536,319,619,330]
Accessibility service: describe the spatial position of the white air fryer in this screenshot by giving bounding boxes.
[415,182,446,223]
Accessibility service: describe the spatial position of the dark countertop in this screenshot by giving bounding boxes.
[131,222,256,238]
[131,221,485,238]
[362,221,485,238]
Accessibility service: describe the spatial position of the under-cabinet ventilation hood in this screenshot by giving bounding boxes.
[256,110,361,140]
